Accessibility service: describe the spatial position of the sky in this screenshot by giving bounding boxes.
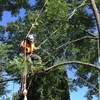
[0,0,99,100]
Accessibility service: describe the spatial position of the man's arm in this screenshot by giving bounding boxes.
[31,43,41,52]
[20,41,25,48]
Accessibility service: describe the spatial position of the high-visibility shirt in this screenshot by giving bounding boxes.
[21,40,38,53]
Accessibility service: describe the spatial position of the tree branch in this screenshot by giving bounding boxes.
[44,61,100,72]
[67,0,87,20]
[0,77,20,83]
[56,36,98,50]
[0,61,100,83]
[85,30,98,37]
[90,0,100,33]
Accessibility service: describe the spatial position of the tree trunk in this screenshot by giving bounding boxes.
[90,0,100,33]
[90,0,100,100]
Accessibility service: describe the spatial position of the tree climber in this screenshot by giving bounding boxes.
[20,34,42,67]
[19,35,42,99]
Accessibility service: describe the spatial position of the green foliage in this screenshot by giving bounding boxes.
[5,97,10,100]
[0,74,7,96]
[0,0,30,20]
[95,0,100,8]
[12,92,19,100]
[6,54,25,77]
[27,70,70,100]
[0,0,100,99]
[45,0,68,20]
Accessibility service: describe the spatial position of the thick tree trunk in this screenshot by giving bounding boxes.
[90,0,100,56]
[90,0,100,100]
[90,0,100,33]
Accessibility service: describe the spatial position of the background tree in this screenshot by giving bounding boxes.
[0,0,31,97]
[0,0,100,100]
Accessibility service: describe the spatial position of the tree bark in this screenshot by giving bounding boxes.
[90,0,100,57]
[90,0,100,99]
[90,0,100,33]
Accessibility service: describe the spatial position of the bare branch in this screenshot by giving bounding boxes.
[0,61,99,83]
[29,61,100,78]
[44,61,100,72]
[56,36,98,50]
[0,77,20,83]
[67,0,87,20]
[85,30,98,37]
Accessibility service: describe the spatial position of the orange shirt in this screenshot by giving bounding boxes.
[21,40,38,53]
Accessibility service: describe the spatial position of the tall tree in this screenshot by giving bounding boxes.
[0,0,100,100]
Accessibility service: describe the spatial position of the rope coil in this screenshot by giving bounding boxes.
[23,85,27,100]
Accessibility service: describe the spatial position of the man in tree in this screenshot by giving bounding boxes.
[19,34,42,99]
[20,34,42,67]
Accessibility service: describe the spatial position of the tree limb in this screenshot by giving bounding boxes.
[67,0,87,20]
[90,0,100,60]
[90,0,100,33]
[56,36,98,50]
[85,30,98,37]
[0,77,20,83]
[0,61,100,83]
[44,61,100,72]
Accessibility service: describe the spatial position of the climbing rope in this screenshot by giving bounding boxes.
[20,2,47,100]
[26,2,46,38]
[22,40,28,100]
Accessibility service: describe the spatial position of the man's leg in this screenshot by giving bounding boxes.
[27,54,34,73]
[27,54,43,73]
[27,54,33,64]
[30,54,42,64]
